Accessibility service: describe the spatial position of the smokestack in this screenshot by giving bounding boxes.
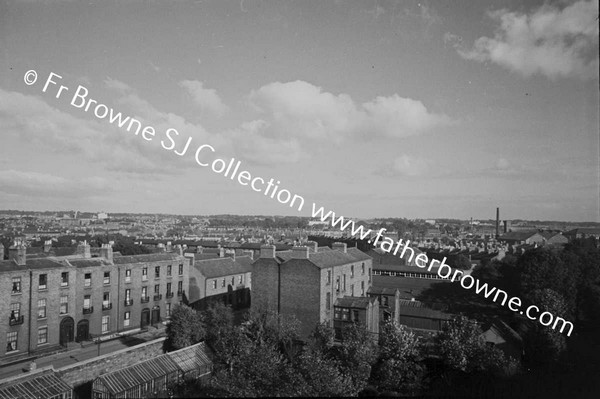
[495,207,500,239]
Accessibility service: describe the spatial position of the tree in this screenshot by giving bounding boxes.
[334,323,377,394]
[370,321,424,395]
[165,304,205,351]
[453,254,472,270]
[523,289,568,366]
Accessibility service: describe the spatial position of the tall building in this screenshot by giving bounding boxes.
[0,241,190,361]
[252,241,376,339]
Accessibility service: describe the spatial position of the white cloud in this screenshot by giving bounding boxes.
[248,80,451,140]
[179,80,228,117]
[458,0,599,80]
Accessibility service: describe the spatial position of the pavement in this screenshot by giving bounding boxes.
[0,326,166,381]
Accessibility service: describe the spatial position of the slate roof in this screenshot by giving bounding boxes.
[398,299,452,320]
[334,296,378,309]
[0,369,72,399]
[499,231,540,241]
[277,247,372,269]
[112,253,183,265]
[194,256,253,278]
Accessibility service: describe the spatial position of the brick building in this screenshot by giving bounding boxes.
[252,241,376,339]
[187,254,252,310]
[0,241,189,362]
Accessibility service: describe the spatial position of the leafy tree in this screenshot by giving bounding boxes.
[436,315,513,374]
[334,323,377,394]
[165,304,205,351]
[293,347,354,397]
[370,321,424,395]
[523,289,568,366]
[518,248,578,317]
[452,254,472,270]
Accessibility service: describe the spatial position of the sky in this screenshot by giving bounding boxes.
[0,0,598,222]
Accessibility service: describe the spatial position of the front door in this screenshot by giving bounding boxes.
[76,320,89,342]
[151,307,160,326]
[141,308,150,329]
[60,317,75,346]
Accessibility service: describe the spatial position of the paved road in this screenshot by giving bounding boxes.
[0,330,165,381]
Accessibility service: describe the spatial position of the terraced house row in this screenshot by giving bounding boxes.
[0,240,190,360]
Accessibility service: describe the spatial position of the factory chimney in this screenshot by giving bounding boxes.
[495,207,500,239]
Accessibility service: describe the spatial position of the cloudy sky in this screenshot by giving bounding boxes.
[0,0,598,222]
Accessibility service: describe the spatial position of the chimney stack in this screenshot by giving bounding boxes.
[157,243,166,252]
[332,242,347,253]
[495,207,500,239]
[99,243,113,263]
[8,240,26,266]
[43,240,52,253]
[175,244,183,256]
[292,246,310,259]
[259,245,276,259]
[76,240,91,259]
[166,241,173,252]
[0,242,4,260]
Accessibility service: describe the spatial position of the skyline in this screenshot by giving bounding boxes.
[0,0,598,222]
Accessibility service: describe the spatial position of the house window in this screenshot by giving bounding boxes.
[212,280,217,289]
[238,275,243,284]
[61,272,69,287]
[125,269,131,283]
[368,268,371,283]
[101,316,110,333]
[221,279,225,288]
[166,303,171,318]
[383,296,389,306]
[341,308,349,320]
[142,286,147,298]
[125,289,131,300]
[103,292,110,308]
[352,310,359,322]
[155,266,160,279]
[39,274,47,290]
[124,312,130,327]
[38,326,48,345]
[142,267,148,281]
[351,265,354,278]
[326,292,331,309]
[38,299,47,319]
[361,281,365,296]
[84,273,91,287]
[166,283,172,296]
[178,264,183,275]
[350,284,354,296]
[103,271,110,285]
[6,331,17,352]
[362,262,365,275]
[154,284,160,294]
[60,296,68,314]
[334,307,340,319]
[327,270,331,285]
[11,277,21,293]
[84,295,91,310]
[336,277,340,293]
[231,277,235,285]
[177,281,183,295]
[343,274,346,291]
[10,303,20,320]
[167,265,172,276]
